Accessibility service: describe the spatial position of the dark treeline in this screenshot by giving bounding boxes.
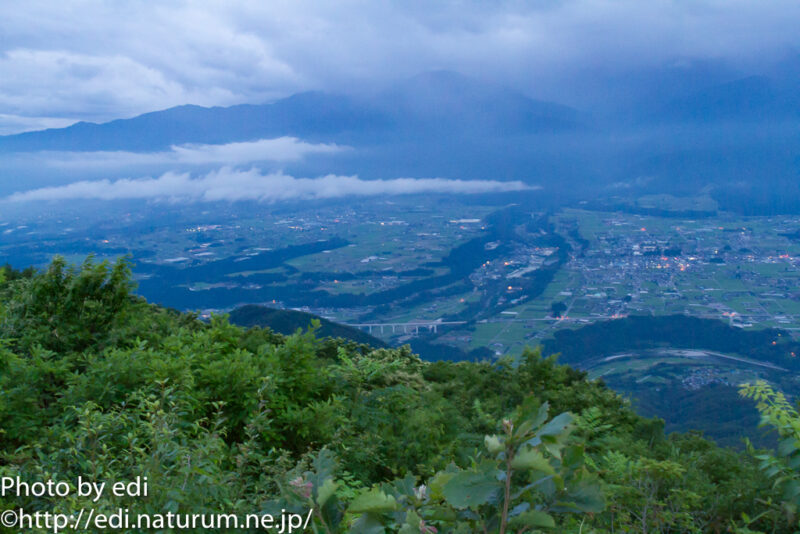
[408,338,494,362]
[579,201,718,219]
[544,314,800,370]
[137,237,350,285]
[228,304,388,348]
[618,379,769,449]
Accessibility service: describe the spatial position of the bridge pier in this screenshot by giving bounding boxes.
[346,321,466,336]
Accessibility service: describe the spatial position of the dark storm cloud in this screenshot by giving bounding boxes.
[0,0,798,133]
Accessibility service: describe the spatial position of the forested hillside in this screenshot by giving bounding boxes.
[228,304,388,348]
[0,258,796,532]
[543,315,800,448]
[544,315,800,371]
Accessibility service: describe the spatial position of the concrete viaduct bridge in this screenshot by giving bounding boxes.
[346,320,467,335]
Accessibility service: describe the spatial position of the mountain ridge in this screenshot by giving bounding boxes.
[0,71,582,153]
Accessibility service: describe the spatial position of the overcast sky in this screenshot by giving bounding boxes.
[1,0,799,134]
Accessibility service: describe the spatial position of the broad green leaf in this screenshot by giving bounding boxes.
[348,489,398,514]
[538,412,573,437]
[531,401,550,429]
[316,478,337,508]
[515,401,549,437]
[509,510,556,529]
[309,448,337,489]
[543,440,563,460]
[512,476,554,500]
[778,437,799,458]
[509,502,530,516]
[442,469,502,509]
[485,434,504,455]
[428,471,455,500]
[782,479,800,503]
[788,454,800,470]
[512,447,556,475]
[349,512,386,534]
[402,509,422,529]
[389,474,417,498]
[561,445,586,470]
[552,482,605,513]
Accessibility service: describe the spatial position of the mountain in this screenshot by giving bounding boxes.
[0,93,388,153]
[0,71,598,194]
[374,70,583,136]
[228,304,388,347]
[2,69,799,210]
[0,71,582,154]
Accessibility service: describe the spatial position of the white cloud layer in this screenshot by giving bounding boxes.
[29,137,345,169]
[1,1,799,132]
[5,169,533,203]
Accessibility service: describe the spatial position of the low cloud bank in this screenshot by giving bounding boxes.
[6,168,534,203]
[33,137,344,168]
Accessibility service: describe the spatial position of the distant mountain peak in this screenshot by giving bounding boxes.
[0,70,583,155]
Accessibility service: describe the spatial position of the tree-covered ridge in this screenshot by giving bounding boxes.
[228,304,388,348]
[0,258,792,532]
[544,315,800,371]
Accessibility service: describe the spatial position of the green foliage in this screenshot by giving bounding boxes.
[0,257,787,532]
[740,381,800,528]
[275,402,601,533]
